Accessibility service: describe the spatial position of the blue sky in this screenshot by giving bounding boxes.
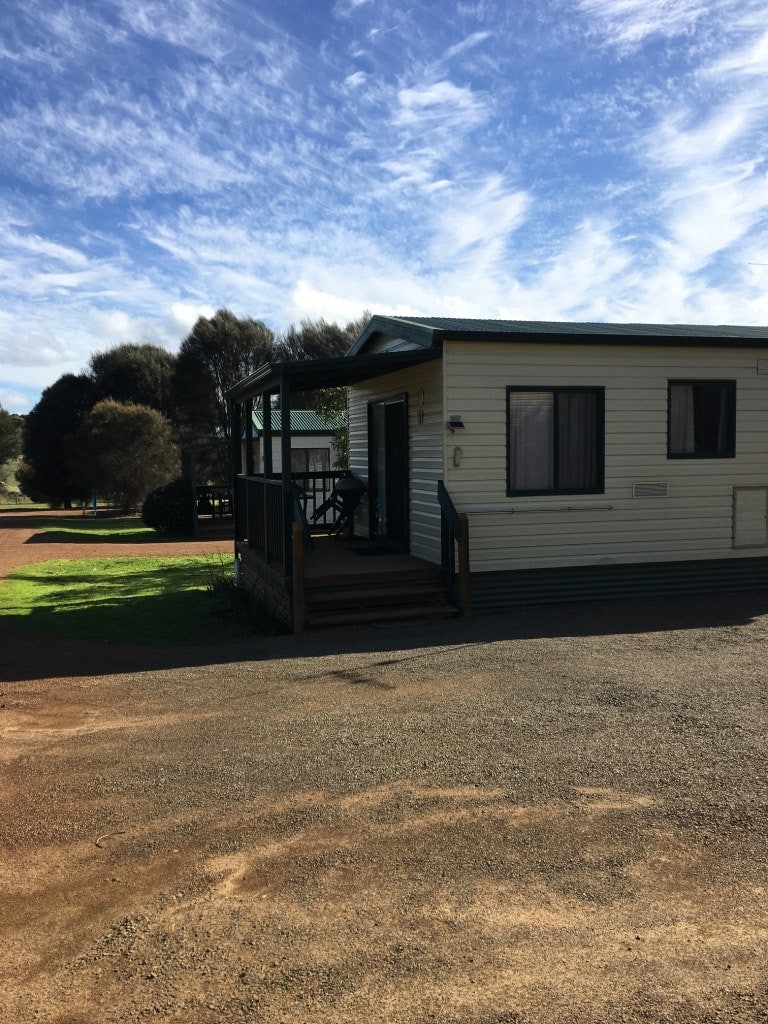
[2,0,768,413]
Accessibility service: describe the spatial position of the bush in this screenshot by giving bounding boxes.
[70,399,178,511]
[142,476,195,536]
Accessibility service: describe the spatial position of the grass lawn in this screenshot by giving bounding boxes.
[0,555,280,644]
[0,502,48,512]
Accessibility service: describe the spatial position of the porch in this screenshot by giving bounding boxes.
[227,347,468,632]
[234,471,469,631]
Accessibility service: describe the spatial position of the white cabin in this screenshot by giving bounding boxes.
[230,316,768,626]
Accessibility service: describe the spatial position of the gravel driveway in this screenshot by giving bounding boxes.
[0,511,766,1023]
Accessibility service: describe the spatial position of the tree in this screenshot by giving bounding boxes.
[313,387,349,469]
[19,374,97,507]
[275,312,369,362]
[68,399,178,511]
[0,405,23,498]
[0,405,22,466]
[172,309,275,442]
[89,343,177,421]
[275,313,369,467]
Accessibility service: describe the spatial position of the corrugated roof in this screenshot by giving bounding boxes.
[251,409,340,433]
[359,315,768,343]
[229,317,768,405]
[393,315,765,339]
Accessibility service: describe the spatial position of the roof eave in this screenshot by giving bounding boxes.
[346,314,439,355]
[228,348,442,403]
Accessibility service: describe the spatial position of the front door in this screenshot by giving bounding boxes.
[368,394,409,548]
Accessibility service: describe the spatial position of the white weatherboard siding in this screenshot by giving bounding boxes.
[349,360,443,563]
[443,341,768,572]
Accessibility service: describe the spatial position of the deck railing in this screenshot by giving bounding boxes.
[195,484,232,518]
[235,470,344,568]
[437,480,471,615]
[292,471,343,526]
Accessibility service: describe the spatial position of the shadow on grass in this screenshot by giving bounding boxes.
[0,560,263,648]
[23,516,163,544]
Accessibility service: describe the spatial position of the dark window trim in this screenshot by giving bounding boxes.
[667,379,736,460]
[367,392,410,540]
[506,385,605,497]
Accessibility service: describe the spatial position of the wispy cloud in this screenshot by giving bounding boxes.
[704,26,768,78]
[395,80,489,129]
[442,31,493,61]
[577,0,705,47]
[2,0,768,411]
[432,176,529,263]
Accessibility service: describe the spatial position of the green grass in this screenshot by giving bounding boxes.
[0,501,48,512]
[0,555,282,644]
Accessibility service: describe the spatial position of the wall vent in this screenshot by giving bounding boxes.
[633,482,669,498]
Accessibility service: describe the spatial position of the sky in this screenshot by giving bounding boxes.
[2,0,768,414]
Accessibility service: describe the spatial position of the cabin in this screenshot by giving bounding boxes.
[228,315,768,630]
[249,408,339,476]
[183,409,339,538]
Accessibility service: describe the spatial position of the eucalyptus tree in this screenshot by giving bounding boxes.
[89,343,177,421]
[18,374,97,507]
[172,309,276,442]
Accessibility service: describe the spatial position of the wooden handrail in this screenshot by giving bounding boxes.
[437,480,470,616]
[292,521,306,633]
[437,479,462,539]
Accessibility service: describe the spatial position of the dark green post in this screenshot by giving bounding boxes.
[280,376,292,574]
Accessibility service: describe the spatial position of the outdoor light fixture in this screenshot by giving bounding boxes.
[447,415,465,432]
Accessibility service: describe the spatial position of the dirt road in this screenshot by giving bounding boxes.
[1,511,766,1022]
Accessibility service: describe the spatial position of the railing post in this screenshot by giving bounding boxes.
[292,521,306,633]
[457,512,471,616]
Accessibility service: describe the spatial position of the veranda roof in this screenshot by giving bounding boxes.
[228,347,441,403]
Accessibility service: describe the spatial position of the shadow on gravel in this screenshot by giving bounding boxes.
[3,588,768,684]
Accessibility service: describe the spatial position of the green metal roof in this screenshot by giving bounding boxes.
[349,315,768,354]
[228,316,768,404]
[252,409,339,433]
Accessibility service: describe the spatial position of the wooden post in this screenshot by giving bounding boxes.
[292,521,306,634]
[458,512,471,616]
[230,400,241,547]
[280,378,293,574]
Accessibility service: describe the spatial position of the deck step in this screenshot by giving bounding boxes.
[307,581,446,612]
[304,563,456,628]
[306,566,443,590]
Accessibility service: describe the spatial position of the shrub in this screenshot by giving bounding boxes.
[69,399,178,511]
[142,476,195,537]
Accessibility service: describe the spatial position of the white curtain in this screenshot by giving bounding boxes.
[670,384,696,454]
[509,392,554,490]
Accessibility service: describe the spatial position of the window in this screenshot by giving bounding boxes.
[507,387,604,495]
[668,380,735,458]
[290,447,331,473]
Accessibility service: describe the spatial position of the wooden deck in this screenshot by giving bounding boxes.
[238,531,457,629]
[303,533,438,581]
[303,535,454,627]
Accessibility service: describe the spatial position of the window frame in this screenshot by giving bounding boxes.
[290,446,331,473]
[667,379,736,460]
[506,385,605,497]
